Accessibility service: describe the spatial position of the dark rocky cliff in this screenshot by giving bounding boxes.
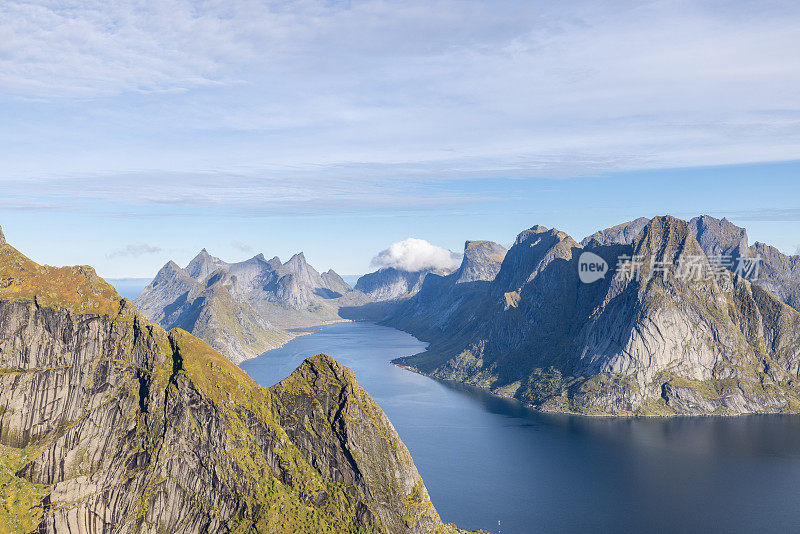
[0,239,469,533]
[389,217,800,416]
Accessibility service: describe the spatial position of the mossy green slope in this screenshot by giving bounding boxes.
[0,241,472,533]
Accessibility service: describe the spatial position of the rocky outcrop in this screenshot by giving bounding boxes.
[453,241,507,284]
[390,216,800,416]
[355,267,454,302]
[0,238,470,534]
[135,249,366,362]
[688,215,749,259]
[582,215,800,313]
[580,217,649,246]
[749,241,800,312]
[385,241,506,337]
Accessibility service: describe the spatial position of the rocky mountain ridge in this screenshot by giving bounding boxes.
[0,234,472,533]
[387,216,800,416]
[135,249,369,363]
[354,266,454,302]
[581,215,800,312]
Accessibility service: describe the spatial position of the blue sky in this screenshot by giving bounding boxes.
[1,0,799,278]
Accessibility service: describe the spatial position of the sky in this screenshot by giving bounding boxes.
[1,0,799,278]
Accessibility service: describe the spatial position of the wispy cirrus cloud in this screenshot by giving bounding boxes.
[1,0,800,214]
[231,240,252,252]
[730,208,800,222]
[107,243,162,259]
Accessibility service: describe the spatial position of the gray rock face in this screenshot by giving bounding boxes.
[0,225,5,244]
[385,240,507,336]
[582,215,800,313]
[390,216,800,416]
[454,241,507,284]
[580,217,649,246]
[688,215,749,259]
[355,266,454,302]
[134,249,364,362]
[0,241,469,534]
[750,241,800,311]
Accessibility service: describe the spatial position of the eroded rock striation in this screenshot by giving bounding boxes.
[0,237,470,533]
[388,216,800,416]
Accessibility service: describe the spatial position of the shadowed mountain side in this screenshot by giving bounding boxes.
[387,216,800,416]
[582,215,800,313]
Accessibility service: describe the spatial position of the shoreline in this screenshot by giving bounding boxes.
[392,363,798,419]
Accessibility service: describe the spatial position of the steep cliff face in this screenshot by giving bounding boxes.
[750,241,800,312]
[0,240,469,534]
[453,241,507,284]
[135,249,365,362]
[392,217,800,416]
[580,217,649,246]
[688,215,749,259]
[355,267,454,302]
[385,241,506,338]
[582,215,800,313]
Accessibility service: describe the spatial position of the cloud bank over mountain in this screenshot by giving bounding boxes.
[371,238,462,272]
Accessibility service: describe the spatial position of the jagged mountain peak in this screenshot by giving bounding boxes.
[688,214,749,258]
[514,224,558,245]
[455,240,507,284]
[581,217,650,246]
[185,248,228,280]
[285,251,307,265]
[164,259,181,271]
[0,224,5,244]
[494,224,580,294]
[632,215,698,257]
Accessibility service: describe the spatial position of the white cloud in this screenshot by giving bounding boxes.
[371,238,462,272]
[231,240,252,252]
[107,243,162,259]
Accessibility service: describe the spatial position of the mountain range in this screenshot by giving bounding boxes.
[134,250,368,363]
[386,215,800,416]
[0,226,472,533]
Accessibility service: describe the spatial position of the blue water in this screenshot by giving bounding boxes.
[241,322,800,534]
[107,278,151,300]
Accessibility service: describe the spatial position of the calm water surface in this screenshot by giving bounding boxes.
[241,322,800,534]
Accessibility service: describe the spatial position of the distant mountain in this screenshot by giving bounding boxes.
[388,216,800,416]
[387,241,507,336]
[355,265,457,301]
[581,217,649,246]
[751,241,800,311]
[0,230,471,534]
[587,215,800,312]
[688,215,750,259]
[135,250,367,363]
